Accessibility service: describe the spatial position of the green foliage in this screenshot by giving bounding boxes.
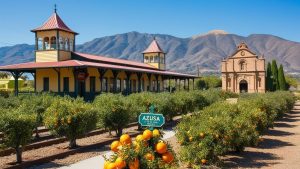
[271,60,279,90]
[8,80,25,89]
[286,75,299,89]
[195,76,221,90]
[93,94,133,136]
[278,64,287,90]
[44,97,97,148]
[176,91,296,166]
[266,62,273,91]
[0,107,36,163]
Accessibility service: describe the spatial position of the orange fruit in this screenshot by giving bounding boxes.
[104,161,110,169]
[115,157,126,169]
[120,134,132,145]
[107,162,117,169]
[189,136,193,141]
[143,129,152,140]
[162,152,174,164]
[200,132,205,138]
[129,158,139,169]
[201,159,207,165]
[155,142,167,154]
[144,153,154,161]
[110,141,120,152]
[135,134,144,142]
[153,129,160,137]
[215,134,220,139]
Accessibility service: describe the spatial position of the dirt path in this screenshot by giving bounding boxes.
[223,101,300,169]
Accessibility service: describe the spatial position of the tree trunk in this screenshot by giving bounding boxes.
[35,127,40,139]
[69,139,77,149]
[117,127,123,137]
[15,147,22,163]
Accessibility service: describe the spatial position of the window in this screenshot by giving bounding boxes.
[43,37,50,50]
[161,56,164,64]
[123,79,127,92]
[59,37,65,50]
[50,36,57,49]
[65,39,70,51]
[155,56,159,63]
[102,78,107,92]
[109,78,114,92]
[152,80,156,91]
[132,80,137,92]
[70,39,74,51]
[43,77,49,92]
[116,78,121,92]
[141,78,145,91]
[150,56,153,63]
[38,38,43,50]
[145,56,149,62]
[63,77,69,92]
[240,61,246,71]
[90,76,96,93]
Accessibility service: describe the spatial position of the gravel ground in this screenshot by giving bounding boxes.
[0,126,138,169]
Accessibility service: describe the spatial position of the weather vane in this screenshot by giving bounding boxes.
[54,4,57,13]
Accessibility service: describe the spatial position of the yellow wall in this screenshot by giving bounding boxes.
[86,67,100,92]
[36,68,58,92]
[59,51,71,61]
[60,68,75,92]
[36,51,58,62]
[143,53,165,70]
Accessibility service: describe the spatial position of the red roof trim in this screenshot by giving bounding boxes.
[0,60,196,78]
[74,52,158,70]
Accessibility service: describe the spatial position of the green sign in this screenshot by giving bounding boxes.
[138,105,165,129]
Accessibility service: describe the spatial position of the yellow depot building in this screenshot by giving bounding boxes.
[0,9,195,99]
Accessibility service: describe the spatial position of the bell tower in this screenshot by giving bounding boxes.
[31,6,78,62]
[142,38,166,70]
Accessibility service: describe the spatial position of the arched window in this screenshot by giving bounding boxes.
[154,56,159,63]
[161,56,164,64]
[43,37,50,50]
[240,60,246,71]
[50,36,57,49]
[70,39,74,51]
[145,56,149,62]
[65,39,70,51]
[59,37,65,50]
[150,56,153,63]
[38,38,43,50]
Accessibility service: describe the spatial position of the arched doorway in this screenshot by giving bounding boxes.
[239,80,248,93]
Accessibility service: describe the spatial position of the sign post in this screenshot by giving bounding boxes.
[138,104,165,131]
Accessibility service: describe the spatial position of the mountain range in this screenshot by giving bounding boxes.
[0,30,299,74]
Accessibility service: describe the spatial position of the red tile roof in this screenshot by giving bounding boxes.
[74,52,157,70]
[143,39,165,54]
[0,60,196,78]
[31,12,78,34]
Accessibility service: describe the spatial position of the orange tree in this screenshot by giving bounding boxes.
[44,97,97,148]
[0,106,35,163]
[176,91,295,167]
[104,129,178,169]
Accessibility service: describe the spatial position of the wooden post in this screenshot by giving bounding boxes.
[112,70,118,93]
[12,71,22,96]
[137,73,142,93]
[168,77,171,92]
[125,72,131,95]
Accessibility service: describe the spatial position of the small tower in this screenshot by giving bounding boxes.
[142,38,166,70]
[31,6,78,62]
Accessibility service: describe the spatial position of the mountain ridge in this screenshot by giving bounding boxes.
[0,31,299,74]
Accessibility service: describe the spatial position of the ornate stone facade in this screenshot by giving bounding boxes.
[221,42,266,93]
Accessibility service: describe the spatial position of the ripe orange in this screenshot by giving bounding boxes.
[104,161,110,169]
[153,129,160,137]
[115,157,126,169]
[155,142,167,154]
[145,153,154,161]
[201,159,207,165]
[107,162,117,169]
[135,134,144,142]
[162,152,174,164]
[129,158,139,169]
[189,136,193,141]
[143,129,152,140]
[200,132,205,138]
[120,134,132,145]
[110,141,120,152]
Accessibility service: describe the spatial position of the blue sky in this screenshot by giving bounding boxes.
[0,0,299,46]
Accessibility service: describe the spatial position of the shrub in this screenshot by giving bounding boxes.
[44,97,97,148]
[104,129,178,169]
[176,91,296,166]
[0,107,36,163]
[93,94,134,136]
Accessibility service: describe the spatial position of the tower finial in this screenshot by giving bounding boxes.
[54,4,57,13]
[153,36,156,40]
